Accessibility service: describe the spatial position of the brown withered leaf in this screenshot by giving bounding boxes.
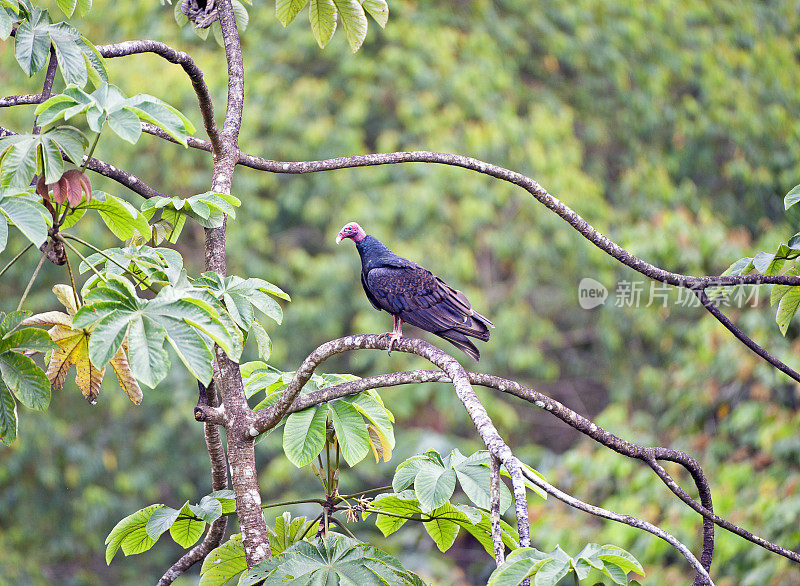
[62,169,92,204]
[367,423,392,463]
[109,343,142,405]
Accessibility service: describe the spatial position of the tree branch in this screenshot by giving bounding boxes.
[203,0,270,569]
[96,40,222,154]
[516,464,713,585]
[0,94,45,108]
[489,453,505,566]
[695,288,800,383]
[32,47,57,135]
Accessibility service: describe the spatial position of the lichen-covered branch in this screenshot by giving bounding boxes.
[489,454,504,566]
[516,464,713,585]
[204,0,269,569]
[249,334,532,549]
[158,382,229,585]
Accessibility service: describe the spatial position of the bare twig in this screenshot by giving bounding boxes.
[517,464,713,585]
[695,288,800,382]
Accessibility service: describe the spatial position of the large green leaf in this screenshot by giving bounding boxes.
[48,22,87,86]
[329,399,370,466]
[239,534,418,586]
[332,0,367,52]
[105,504,161,564]
[414,461,456,512]
[309,0,336,48]
[0,350,50,411]
[0,189,49,248]
[276,0,308,26]
[266,512,320,555]
[14,8,51,76]
[145,505,181,541]
[422,502,463,552]
[487,544,644,586]
[200,533,247,586]
[73,277,237,388]
[0,379,18,445]
[282,405,328,467]
[0,127,87,186]
[170,501,207,548]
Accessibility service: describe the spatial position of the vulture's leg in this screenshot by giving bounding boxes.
[378,315,404,355]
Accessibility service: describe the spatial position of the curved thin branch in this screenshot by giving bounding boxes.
[516,464,713,585]
[248,361,800,570]
[695,289,800,382]
[96,40,222,155]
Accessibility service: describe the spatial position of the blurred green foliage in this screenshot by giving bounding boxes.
[3,0,800,584]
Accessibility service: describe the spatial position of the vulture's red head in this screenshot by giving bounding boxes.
[336,222,366,244]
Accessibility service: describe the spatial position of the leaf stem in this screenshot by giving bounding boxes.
[16,250,47,311]
[56,236,108,285]
[80,131,102,173]
[331,517,357,539]
[299,513,323,541]
[259,497,325,510]
[60,233,157,293]
[0,242,34,280]
[63,247,82,308]
[337,486,392,499]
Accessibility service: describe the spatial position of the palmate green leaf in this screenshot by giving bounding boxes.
[332,0,367,52]
[309,0,336,48]
[487,544,643,586]
[48,22,87,86]
[14,8,51,76]
[0,379,18,445]
[200,533,247,586]
[329,399,369,466]
[239,534,418,586]
[73,277,235,388]
[283,405,328,467]
[785,184,800,210]
[105,504,161,564]
[0,189,49,248]
[0,127,87,187]
[414,461,456,512]
[0,350,50,411]
[276,0,308,26]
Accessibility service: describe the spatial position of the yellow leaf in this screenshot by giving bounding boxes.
[109,345,142,405]
[52,284,80,316]
[46,323,106,403]
[20,311,72,328]
[367,423,392,463]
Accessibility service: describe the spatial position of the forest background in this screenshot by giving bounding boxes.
[2,1,800,584]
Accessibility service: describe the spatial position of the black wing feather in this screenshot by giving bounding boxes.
[363,264,493,360]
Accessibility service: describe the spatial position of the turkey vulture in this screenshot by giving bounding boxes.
[336,222,494,361]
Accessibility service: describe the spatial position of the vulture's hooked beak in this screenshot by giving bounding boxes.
[335,233,344,244]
